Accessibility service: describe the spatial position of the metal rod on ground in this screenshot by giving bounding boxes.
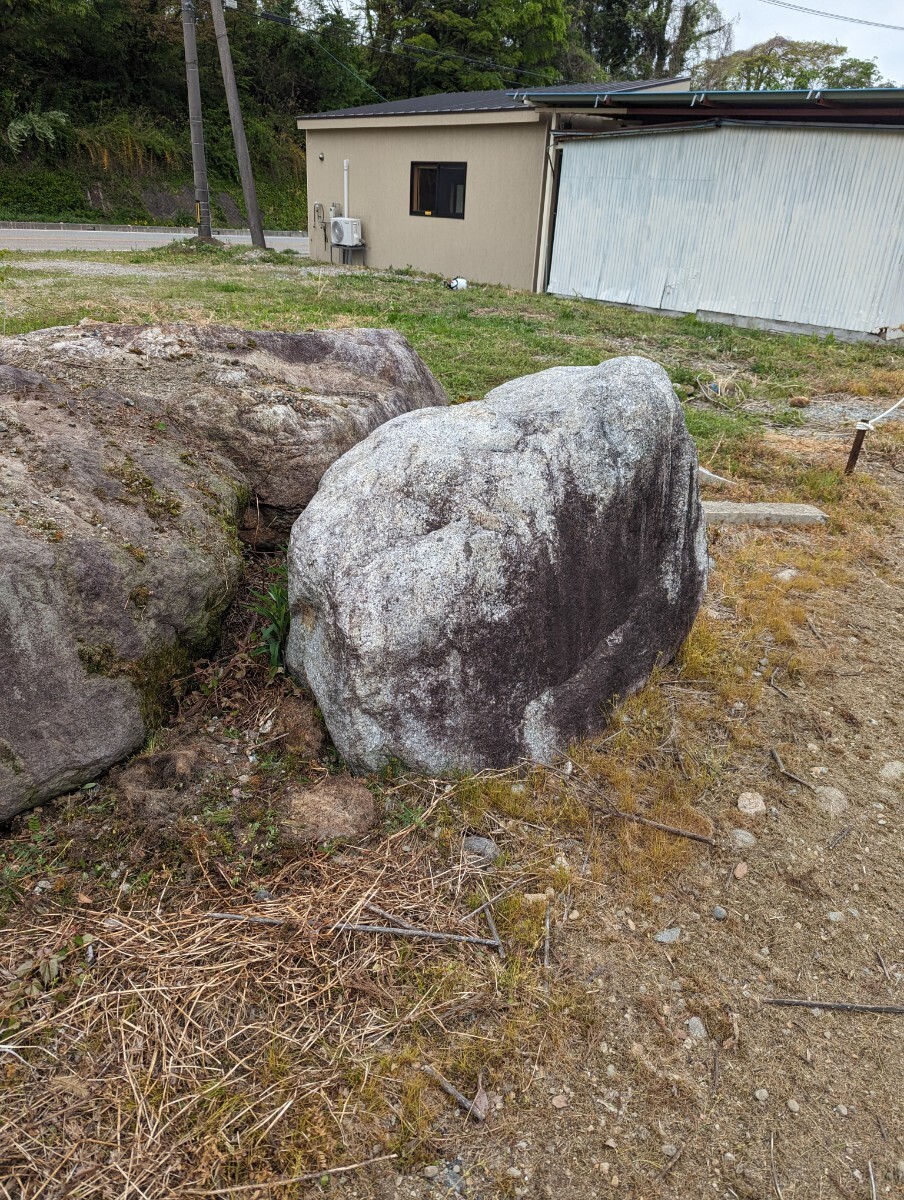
[844,423,869,475]
[844,396,904,475]
[180,0,213,241]
[209,0,267,249]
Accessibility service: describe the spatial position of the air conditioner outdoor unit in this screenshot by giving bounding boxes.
[331,217,362,247]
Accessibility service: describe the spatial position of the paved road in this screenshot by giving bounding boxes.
[0,228,309,253]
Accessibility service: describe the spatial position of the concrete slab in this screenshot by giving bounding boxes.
[703,500,828,527]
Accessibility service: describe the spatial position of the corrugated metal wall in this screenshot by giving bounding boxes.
[547,123,904,337]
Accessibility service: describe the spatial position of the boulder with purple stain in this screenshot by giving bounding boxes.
[0,321,446,820]
[287,356,707,774]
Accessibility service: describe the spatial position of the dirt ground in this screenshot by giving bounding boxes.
[1,404,902,1200]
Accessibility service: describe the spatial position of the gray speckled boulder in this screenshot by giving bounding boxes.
[3,322,449,546]
[286,356,708,773]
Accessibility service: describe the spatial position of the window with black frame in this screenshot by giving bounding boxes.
[410,162,467,218]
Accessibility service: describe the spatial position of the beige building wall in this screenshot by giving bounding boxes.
[302,114,550,290]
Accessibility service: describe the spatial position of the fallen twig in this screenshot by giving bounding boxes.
[363,902,419,929]
[806,616,828,646]
[764,998,904,1016]
[333,923,500,949]
[422,1064,486,1121]
[828,825,853,850]
[868,1161,878,1200]
[875,950,892,983]
[542,903,552,971]
[770,1131,784,1200]
[482,904,506,961]
[768,669,790,700]
[770,747,817,793]
[185,1153,400,1194]
[557,761,716,846]
[207,912,285,927]
[652,1142,684,1182]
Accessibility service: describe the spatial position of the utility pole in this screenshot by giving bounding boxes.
[209,0,267,249]
[180,0,214,241]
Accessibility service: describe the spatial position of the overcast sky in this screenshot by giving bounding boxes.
[724,0,904,84]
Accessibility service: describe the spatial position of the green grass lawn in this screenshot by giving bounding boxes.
[3,242,904,469]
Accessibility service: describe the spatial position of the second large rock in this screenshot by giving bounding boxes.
[287,356,708,773]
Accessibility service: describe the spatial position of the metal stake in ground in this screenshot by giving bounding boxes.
[844,396,904,475]
[180,0,214,241]
[209,0,267,250]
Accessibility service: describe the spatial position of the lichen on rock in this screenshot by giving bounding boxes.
[287,355,708,774]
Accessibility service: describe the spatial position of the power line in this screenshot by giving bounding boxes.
[373,43,553,88]
[312,37,388,100]
[755,0,904,33]
[385,40,557,81]
[259,10,388,100]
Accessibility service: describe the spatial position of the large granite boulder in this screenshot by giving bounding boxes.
[3,321,449,546]
[0,323,447,820]
[287,356,708,773]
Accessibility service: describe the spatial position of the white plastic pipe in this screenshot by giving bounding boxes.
[343,159,349,217]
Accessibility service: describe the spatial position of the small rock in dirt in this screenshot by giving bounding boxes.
[506,1167,522,1178]
[836,1104,848,1116]
[662,1144,678,1159]
[738,791,767,816]
[787,1099,800,1113]
[894,1161,904,1183]
[733,862,749,880]
[282,775,376,842]
[462,835,500,865]
[423,1165,440,1179]
[879,760,904,784]
[712,905,728,921]
[254,887,272,902]
[687,1016,707,1040]
[551,1093,570,1109]
[814,786,848,818]
[754,1088,769,1102]
[827,911,844,923]
[654,926,681,944]
[731,828,757,850]
[774,567,800,581]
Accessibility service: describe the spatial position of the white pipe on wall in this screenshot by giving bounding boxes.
[343,159,349,217]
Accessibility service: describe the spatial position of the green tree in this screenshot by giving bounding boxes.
[570,0,730,80]
[693,36,890,90]
[359,0,569,97]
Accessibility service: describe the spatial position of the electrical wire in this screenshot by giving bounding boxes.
[377,40,557,81]
[755,0,904,33]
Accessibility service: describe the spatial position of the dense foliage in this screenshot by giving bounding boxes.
[694,36,889,90]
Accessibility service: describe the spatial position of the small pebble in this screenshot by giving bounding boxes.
[836,1104,848,1116]
[506,1167,522,1178]
[827,911,844,923]
[738,791,767,816]
[712,905,728,921]
[733,862,749,880]
[754,1088,769,1102]
[879,760,904,783]
[775,567,799,581]
[463,835,500,864]
[731,828,757,850]
[662,1144,678,1159]
[787,1099,800,1113]
[687,1016,707,1040]
[654,926,681,944]
[423,1165,440,1179]
[551,1093,570,1109]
